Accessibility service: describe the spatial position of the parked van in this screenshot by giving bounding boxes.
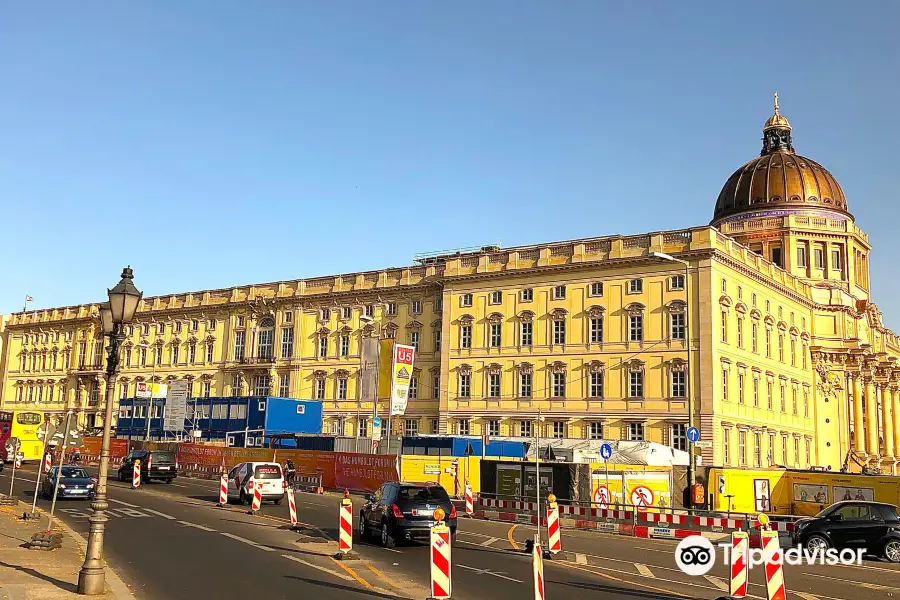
[227,462,285,505]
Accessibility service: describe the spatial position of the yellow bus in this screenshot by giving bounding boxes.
[0,409,45,462]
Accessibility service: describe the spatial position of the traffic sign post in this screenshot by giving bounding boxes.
[599,443,612,508]
[429,506,452,599]
[46,411,76,533]
[686,426,700,443]
[30,423,56,516]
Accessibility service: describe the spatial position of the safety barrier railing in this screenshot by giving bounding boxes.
[291,471,324,494]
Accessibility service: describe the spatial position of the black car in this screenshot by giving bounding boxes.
[118,449,178,483]
[359,482,457,548]
[792,501,900,562]
[42,465,95,500]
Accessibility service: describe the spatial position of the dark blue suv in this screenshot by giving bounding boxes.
[359,482,457,548]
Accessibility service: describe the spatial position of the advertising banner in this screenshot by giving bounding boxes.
[81,437,129,459]
[389,344,416,416]
[135,382,168,399]
[335,452,399,492]
[359,337,380,404]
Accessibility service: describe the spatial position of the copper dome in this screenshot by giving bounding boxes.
[712,94,850,224]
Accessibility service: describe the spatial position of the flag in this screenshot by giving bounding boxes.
[25,295,33,302]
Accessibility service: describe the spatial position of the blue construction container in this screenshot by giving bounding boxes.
[401,436,526,459]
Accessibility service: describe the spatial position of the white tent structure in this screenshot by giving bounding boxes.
[517,438,689,466]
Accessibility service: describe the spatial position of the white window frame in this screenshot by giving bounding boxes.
[553,285,566,300]
[628,279,643,294]
[589,282,604,297]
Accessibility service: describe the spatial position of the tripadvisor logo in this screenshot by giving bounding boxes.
[674,535,863,577]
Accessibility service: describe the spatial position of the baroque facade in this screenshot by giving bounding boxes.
[1,96,898,473]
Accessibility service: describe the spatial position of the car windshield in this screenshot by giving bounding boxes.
[397,486,450,503]
[254,465,282,479]
[60,467,89,479]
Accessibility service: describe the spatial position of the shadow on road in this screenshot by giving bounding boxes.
[285,575,396,598]
[0,560,77,593]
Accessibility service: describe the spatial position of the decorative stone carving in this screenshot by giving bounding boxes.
[487,312,504,324]
[487,363,503,375]
[550,308,568,321]
[587,305,607,318]
[313,370,327,380]
[458,314,474,326]
[518,310,535,323]
[625,359,645,373]
[624,303,645,316]
[549,361,567,373]
[458,364,473,377]
[517,361,534,374]
[669,358,687,372]
[588,360,605,373]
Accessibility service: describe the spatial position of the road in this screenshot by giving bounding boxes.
[2,464,898,600]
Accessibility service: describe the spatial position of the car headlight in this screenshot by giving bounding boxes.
[58,484,66,489]
[87,484,94,489]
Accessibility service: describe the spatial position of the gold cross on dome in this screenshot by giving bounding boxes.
[773,91,780,115]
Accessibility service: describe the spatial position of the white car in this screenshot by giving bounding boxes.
[226,462,285,505]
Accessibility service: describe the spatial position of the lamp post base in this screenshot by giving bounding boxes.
[77,565,107,595]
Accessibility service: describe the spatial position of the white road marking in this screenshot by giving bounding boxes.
[704,575,728,591]
[177,520,217,532]
[457,564,523,583]
[114,507,151,518]
[281,555,354,581]
[220,532,275,552]
[480,537,500,547]
[575,553,587,565]
[793,593,819,600]
[142,509,176,520]
[635,563,655,578]
[457,530,496,540]
[812,573,892,590]
[108,498,140,508]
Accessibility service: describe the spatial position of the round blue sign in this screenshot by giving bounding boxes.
[373,417,382,428]
[686,426,700,443]
[599,443,613,461]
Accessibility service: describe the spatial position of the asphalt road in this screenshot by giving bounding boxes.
[3,464,898,600]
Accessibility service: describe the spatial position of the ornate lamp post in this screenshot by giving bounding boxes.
[78,267,142,595]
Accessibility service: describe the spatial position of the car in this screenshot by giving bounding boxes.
[226,462,286,505]
[42,465,95,500]
[792,500,900,562]
[118,449,178,483]
[359,482,457,549]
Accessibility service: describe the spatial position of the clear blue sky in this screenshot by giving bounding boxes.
[3,2,899,323]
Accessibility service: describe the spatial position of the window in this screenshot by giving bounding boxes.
[258,326,274,360]
[490,323,502,348]
[723,428,730,464]
[155,346,163,366]
[410,331,420,351]
[461,325,472,349]
[519,420,533,438]
[553,320,566,345]
[767,433,775,465]
[340,307,351,320]
[189,343,196,364]
[337,377,348,400]
[590,282,604,296]
[629,279,643,294]
[409,377,418,399]
[553,372,566,398]
[766,330,772,357]
[778,334,784,362]
[782,436,788,464]
[738,430,747,465]
[435,296,443,312]
[802,344,807,369]
[385,302,396,317]
[459,373,471,398]
[206,343,214,363]
[232,374,243,397]
[140,347,148,367]
[520,372,532,398]
[433,329,442,352]
[457,420,470,435]
[120,382,129,400]
[318,336,328,358]
[433,375,440,399]
[553,286,566,300]
[358,418,368,437]
[767,381,773,409]
[752,323,758,353]
[831,249,842,270]
[489,291,502,305]
[738,373,745,404]
[365,304,374,318]
[521,288,533,302]
[551,421,565,439]
[805,439,811,466]
[722,369,729,400]
[721,311,728,343]
[722,279,727,293]
[321,308,331,321]
[119,405,132,419]
[315,379,326,400]
[792,388,798,415]
[737,317,744,348]
[671,313,685,340]
[797,246,807,268]
[340,335,350,357]
[754,432,762,468]
[814,248,824,270]
[158,323,165,335]
[803,389,809,417]
[780,383,786,412]
[771,247,783,268]
[672,424,687,451]
[589,371,604,398]
[520,322,533,346]
[461,294,473,308]
[627,422,645,441]
[488,373,501,397]
[793,437,800,467]
[254,375,270,396]
[411,300,422,314]
[488,420,500,437]
[629,370,644,397]
[175,321,183,334]
[405,419,419,436]
[790,338,796,366]
[670,275,685,291]
[234,330,246,361]
[281,328,294,358]
[672,371,685,398]
[202,381,211,398]
[589,422,604,440]
[753,378,759,407]
[590,317,604,343]
[629,315,643,342]
[283,311,293,324]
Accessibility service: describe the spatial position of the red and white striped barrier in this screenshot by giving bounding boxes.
[695,516,746,529]
[338,496,353,553]
[250,480,262,514]
[465,484,474,516]
[558,505,633,520]
[43,453,52,473]
[217,474,228,507]
[730,530,749,598]
[132,460,141,489]
[547,497,561,555]
[532,536,545,600]
[14,455,22,469]
[762,530,786,600]
[640,512,688,525]
[288,489,298,527]
[430,518,452,599]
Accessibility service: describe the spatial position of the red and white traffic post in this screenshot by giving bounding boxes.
[287,488,298,528]
[730,530,749,598]
[334,490,358,559]
[132,459,141,489]
[217,472,228,507]
[532,534,545,600]
[43,452,52,474]
[464,483,474,516]
[429,506,452,600]
[14,454,22,469]
[546,493,561,555]
[248,479,262,514]
[762,528,786,600]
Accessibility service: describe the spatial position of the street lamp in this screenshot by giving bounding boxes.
[78,267,142,595]
[649,251,696,509]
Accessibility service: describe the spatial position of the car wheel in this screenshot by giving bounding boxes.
[359,513,368,539]
[273,498,282,506]
[239,491,246,505]
[451,531,458,547]
[165,479,173,484]
[884,539,900,563]
[119,471,126,482]
[806,534,830,554]
[381,521,396,549]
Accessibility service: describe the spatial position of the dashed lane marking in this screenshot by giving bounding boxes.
[220,532,275,552]
[282,554,354,581]
[704,575,728,591]
[479,537,500,547]
[635,564,655,578]
[458,564,524,583]
[793,593,819,600]
[108,498,140,508]
[178,520,217,532]
[506,524,519,551]
[142,509,176,520]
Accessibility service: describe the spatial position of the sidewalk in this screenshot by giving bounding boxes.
[0,498,134,600]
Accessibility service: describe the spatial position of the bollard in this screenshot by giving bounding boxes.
[43,453,52,474]
[217,473,228,507]
[464,483,474,516]
[546,493,561,556]
[429,506,452,600]
[730,530,749,598]
[762,529,786,600]
[339,490,353,553]
[14,454,22,469]
[132,460,141,489]
[248,480,262,514]
[532,533,545,600]
[288,488,298,528]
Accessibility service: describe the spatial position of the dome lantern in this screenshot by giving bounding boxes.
[761,91,794,154]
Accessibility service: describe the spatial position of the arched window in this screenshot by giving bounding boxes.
[258,316,275,359]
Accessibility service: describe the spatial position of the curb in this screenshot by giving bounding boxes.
[53,517,138,600]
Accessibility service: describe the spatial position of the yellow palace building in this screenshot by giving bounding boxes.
[1,96,898,474]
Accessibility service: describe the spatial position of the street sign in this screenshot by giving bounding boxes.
[599,443,613,461]
[6,436,20,452]
[631,486,654,507]
[695,441,712,449]
[464,442,475,456]
[686,426,701,443]
[163,380,190,432]
[136,382,168,399]
[372,416,382,440]
[389,344,416,416]
[36,422,56,442]
[373,416,382,429]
